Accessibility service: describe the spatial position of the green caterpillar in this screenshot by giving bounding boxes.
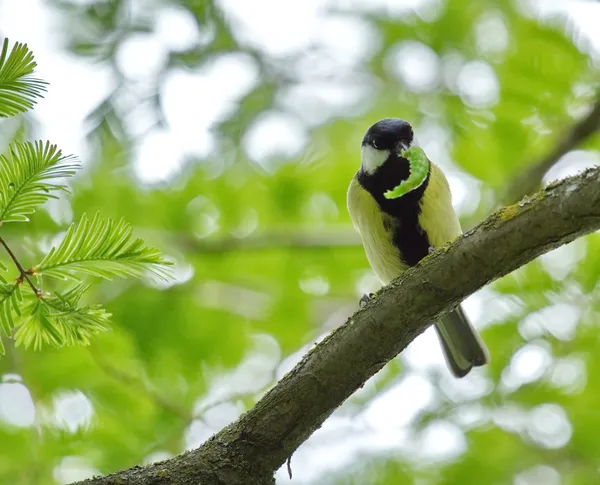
[384,146,429,199]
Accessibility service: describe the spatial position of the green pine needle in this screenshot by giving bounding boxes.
[0,140,80,223]
[14,284,111,351]
[0,38,48,117]
[34,212,174,281]
[0,282,22,336]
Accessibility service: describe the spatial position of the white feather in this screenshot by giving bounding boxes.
[360,145,389,174]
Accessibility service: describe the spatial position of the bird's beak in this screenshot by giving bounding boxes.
[397,141,409,153]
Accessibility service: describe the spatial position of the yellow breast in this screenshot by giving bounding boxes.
[417,163,462,247]
[347,163,462,286]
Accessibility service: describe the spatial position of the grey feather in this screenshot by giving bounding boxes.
[434,305,489,378]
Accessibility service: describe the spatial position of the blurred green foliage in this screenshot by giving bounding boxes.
[0,0,599,483]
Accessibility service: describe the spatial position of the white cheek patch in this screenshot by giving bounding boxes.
[361,145,390,174]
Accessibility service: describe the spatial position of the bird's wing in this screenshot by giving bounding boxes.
[418,162,463,248]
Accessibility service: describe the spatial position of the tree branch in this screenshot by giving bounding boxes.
[75,166,600,485]
[179,227,361,253]
[503,96,600,203]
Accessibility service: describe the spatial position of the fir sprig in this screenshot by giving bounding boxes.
[0,37,173,354]
[0,141,79,223]
[14,284,111,351]
[34,213,173,281]
[0,39,48,117]
[0,282,22,334]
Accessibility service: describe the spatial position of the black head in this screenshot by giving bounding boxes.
[357,117,429,217]
[360,118,415,175]
[361,118,414,151]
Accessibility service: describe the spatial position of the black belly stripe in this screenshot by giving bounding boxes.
[357,155,431,267]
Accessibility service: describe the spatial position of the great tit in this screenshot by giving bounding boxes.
[347,118,488,378]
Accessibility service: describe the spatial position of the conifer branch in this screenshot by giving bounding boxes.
[0,38,47,117]
[0,236,39,295]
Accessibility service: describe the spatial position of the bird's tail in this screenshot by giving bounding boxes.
[434,306,488,378]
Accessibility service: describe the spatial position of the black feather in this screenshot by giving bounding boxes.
[357,152,431,267]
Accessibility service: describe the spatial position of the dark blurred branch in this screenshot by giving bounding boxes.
[74,167,600,485]
[503,96,600,203]
[89,348,193,422]
[181,228,361,253]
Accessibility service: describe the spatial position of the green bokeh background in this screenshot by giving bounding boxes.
[0,0,599,483]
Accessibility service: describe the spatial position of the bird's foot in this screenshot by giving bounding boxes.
[359,292,375,308]
[428,246,436,254]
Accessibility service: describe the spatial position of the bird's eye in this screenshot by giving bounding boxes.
[372,140,379,149]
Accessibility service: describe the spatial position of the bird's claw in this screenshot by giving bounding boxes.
[428,246,435,254]
[359,292,375,308]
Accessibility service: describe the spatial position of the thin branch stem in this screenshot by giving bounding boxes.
[503,95,600,203]
[178,228,361,253]
[88,347,193,422]
[0,236,40,295]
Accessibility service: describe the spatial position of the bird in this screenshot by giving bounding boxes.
[346,118,488,378]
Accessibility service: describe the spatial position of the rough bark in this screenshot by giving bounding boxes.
[75,166,600,485]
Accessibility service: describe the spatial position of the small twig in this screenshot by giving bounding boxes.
[192,366,278,420]
[88,347,193,422]
[0,236,41,295]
